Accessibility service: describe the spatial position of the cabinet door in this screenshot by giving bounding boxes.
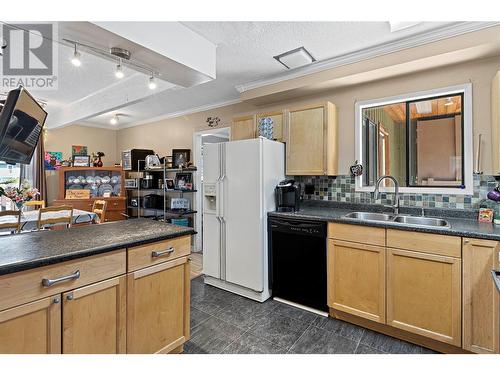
[463,238,500,353]
[0,295,61,354]
[257,111,285,142]
[387,248,461,346]
[62,276,126,354]
[127,256,190,354]
[328,239,386,323]
[231,115,256,141]
[286,104,325,175]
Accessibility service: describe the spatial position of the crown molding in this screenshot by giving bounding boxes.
[235,21,500,94]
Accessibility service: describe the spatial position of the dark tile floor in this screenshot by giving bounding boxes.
[185,276,438,354]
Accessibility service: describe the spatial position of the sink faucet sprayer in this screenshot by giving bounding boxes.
[373,175,400,215]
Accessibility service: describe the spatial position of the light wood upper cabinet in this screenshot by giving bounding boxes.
[463,238,500,354]
[231,115,257,141]
[127,256,190,354]
[328,239,386,323]
[0,295,61,354]
[256,111,285,142]
[62,276,126,354]
[492,71,500,174]
[285,102,338,176]
[386,248,462,347]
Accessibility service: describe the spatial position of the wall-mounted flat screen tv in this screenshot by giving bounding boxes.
[0,87,47,165]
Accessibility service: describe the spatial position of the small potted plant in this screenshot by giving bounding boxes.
[0,180,39,217]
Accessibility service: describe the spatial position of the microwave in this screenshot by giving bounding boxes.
[122,149,154,171]
[125,178,138,188]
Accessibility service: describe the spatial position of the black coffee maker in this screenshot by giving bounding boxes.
[275,179,301,212]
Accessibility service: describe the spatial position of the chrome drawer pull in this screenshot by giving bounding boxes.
[152,247,175,258]
[42,270,80,287]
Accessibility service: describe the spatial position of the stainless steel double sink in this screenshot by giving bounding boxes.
[342,211,450,228]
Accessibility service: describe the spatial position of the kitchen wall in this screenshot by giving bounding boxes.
[115,55,500,176]
[44,125,118,203]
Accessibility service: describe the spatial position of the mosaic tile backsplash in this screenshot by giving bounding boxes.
[293,174,499,210]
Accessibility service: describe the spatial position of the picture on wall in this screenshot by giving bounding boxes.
[44,151,63,170]
[72,145,88,157]
[172,149,191,168]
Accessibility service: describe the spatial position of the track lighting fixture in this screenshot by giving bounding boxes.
[71,44,81,67]
[115,59,124,79]
[110,114,119,125]
[148,74,157,90]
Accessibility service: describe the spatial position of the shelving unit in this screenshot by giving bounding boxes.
[125,162,197,227]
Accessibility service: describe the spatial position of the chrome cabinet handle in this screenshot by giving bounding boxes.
[42,270,80,287]
[66,293,74,301]
[152,247,175,258]
[464,239,470,244]
[53,297,60,304]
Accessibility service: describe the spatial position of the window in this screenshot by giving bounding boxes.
[0,161,21,211]
[355,84,472,194]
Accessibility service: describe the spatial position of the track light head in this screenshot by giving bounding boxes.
[148,75,157,90]
[115,60,124,79]
[71,44,81,67]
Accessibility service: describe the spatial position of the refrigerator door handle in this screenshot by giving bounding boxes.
[220,216,226,281]
[220,143,226,219]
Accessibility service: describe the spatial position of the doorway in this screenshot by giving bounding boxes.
[192,127,230,254]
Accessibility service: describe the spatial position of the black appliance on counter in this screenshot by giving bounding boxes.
[275,179,301,212]
[143,194,163,209]
[268,217,327,312]
[122,149,154,171]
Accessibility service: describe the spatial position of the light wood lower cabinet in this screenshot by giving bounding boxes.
[386,248,462,346]
[62,276,126,354]
[328,239,386,323]
[127,256,190,354]
[0,295,61,354]
[463,238,500,354]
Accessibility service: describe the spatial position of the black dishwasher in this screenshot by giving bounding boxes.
[268,217,327,312]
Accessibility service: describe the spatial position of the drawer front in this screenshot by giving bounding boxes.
[387,229,461,258]
[107,199,126,212]
[0,250,126,311]
[328,222,385,246]
[104,211,126,222]
[128,236,191,272]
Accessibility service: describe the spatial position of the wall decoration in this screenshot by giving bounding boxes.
[72,155,91,167]
[71,145,88,157]
[258,117,274,140]
[44,151,62,170]
[172,149,191,168]
[206,116,221,128]
[349,160,364,177]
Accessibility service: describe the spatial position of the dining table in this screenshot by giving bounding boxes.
[0,209,97,232]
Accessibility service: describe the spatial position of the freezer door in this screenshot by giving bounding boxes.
[203,143,221,187]
[223,139,264,291]
[202,213,221,278]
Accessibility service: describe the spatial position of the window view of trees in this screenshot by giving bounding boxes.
[0,161,20,210]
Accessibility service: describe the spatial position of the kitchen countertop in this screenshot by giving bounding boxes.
[0,219,195,276]
[268,202,500,241]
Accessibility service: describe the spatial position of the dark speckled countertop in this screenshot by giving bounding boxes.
[0,219,195,276]
[268,201,500,241]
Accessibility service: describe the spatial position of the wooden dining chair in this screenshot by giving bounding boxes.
[37,205,74,230]
[92,200,107,224]
[25,200,46,209]
[0,210,21,234]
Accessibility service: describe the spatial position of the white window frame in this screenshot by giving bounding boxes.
[354,83,473,195]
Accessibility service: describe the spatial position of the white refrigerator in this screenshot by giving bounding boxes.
[202,138,284,302]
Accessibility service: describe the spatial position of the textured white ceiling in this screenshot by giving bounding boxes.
[43,22,461,128]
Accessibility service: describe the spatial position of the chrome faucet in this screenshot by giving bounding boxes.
[374,175,400,214]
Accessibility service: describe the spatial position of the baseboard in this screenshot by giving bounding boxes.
[330,308,470,354]
[204,276,271,302]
